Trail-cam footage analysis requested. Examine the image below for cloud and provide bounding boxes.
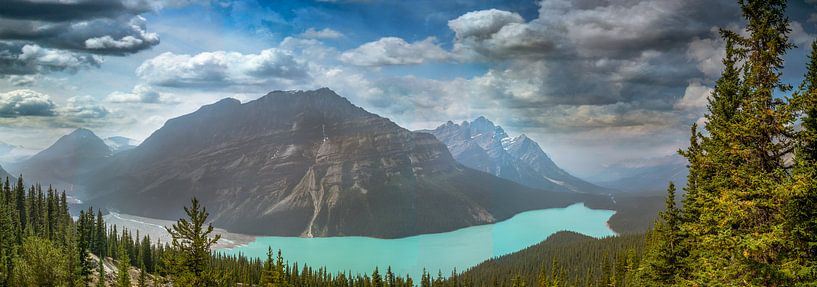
[0,43,103,75]
[687,34,726,79]
[300,28,344,39]
[60,96,110,120]
[0,0,204,76]
[106,85,177,104]
[0,89,56,117]
[340,37,450,66]
[448,9,525,40]
[790,21,816,48]
[675,81,714,110]
[4,75,37,86]
[136,49,310,87]
[0,15,161,55]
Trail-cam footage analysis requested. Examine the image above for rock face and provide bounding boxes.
[84,88,603,238]
[422,118,613,194]
[14,128,111,190]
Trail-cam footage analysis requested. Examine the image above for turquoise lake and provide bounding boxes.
[219,203,616,279]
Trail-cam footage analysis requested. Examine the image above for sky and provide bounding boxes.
[0,0,816,177]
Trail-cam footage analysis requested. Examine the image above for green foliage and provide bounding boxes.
[116,241,131,287]
[11,237,68,286]
[637,183,685,285]
[165,197,222,286]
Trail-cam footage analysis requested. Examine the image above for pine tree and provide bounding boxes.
[97,257,107,287]
[166,197,221,286]
[260,247,274,286]
[138,262,148,287]
[96,210,106,258]
[116,242,131,287]
[785,38,817,282]
[638,182,683,285]
[11,237,68,286]
[372,267,383,287]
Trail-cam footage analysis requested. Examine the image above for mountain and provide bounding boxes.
[421,118,614,194]
[14,128,111,190]
[104,136,139,153]
[0,164,14,182]
[591,154,688,193]
[0,141,38,165]
[84,88,609,238]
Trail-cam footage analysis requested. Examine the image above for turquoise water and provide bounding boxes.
[219,203,616,279]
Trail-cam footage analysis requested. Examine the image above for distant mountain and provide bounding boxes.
[104,136,139,153]
[421,118,614,194]
[590,154,688,193]
[0,141,38,165]
[14,128,111,190]
[0,164,14,182]
[82,88,608,238]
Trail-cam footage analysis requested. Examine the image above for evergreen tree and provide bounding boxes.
[785,38,817,283]
[260,247,274,286]
[165,197,221,286]
[372,267,383,287]
[96,210,106,258]
[96,258,106,287]
[638,182,683,285]
[11,237,68,286]
[116,242,131,287]
[138,262,148,287]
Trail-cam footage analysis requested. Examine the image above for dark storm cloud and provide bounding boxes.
[0,0,150,22]
[433,0,745,121]
[0,0,196,76]
[0,42,103,75]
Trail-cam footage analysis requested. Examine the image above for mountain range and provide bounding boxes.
[589,155,688,193]
[421,118,614,194]
[11,88,611,238]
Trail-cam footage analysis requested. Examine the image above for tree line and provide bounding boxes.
[0,176,435,286]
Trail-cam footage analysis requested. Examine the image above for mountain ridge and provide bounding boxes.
[65,88,612,238]
[420,117,615,194]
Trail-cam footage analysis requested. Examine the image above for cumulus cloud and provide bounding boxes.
[0,0,203,76]
[340,37,450,66]
[61,96,110,120]
[136,49,309,87]
[675,81,714,110]
[300,28,344,39]
[448,9,525,40]
[0,89,56,117]
[791,21,816,48]
[106,84,177,104]
[0,43,103,75]
[687,35,726,79]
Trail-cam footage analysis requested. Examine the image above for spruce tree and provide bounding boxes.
[785,38,817,282]
[116,242,130,287]
[638,182,683,285]
[96,257,106,287]
[166,197,220,286]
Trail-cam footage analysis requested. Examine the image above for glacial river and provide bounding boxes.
[219,203,616,280]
